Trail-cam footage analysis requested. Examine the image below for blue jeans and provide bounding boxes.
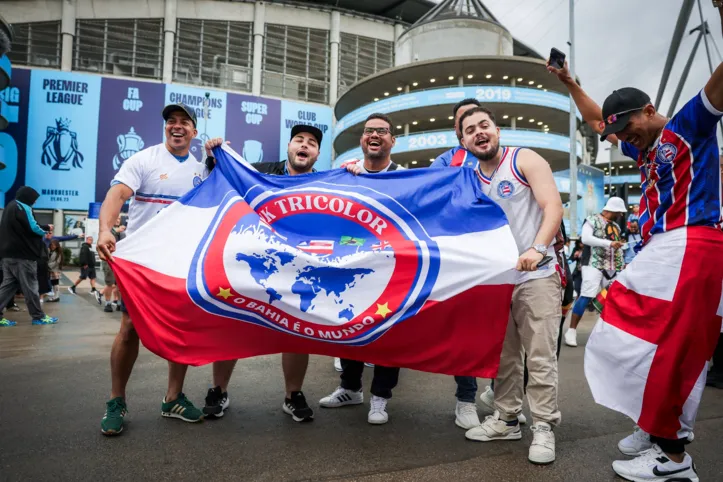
[454,376,477,403]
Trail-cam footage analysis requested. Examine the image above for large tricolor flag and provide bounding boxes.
[111,145,519,377]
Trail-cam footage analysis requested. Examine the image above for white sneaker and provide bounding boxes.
[529,422,555,464]
[612,445,699,482]
[455,401,481,429]
[564,328,578,347]
[478,386,526,424]
[364,362,374,367]
[618,426,652,456]
[368,395,388,424]
[465,411,522,442]
[319,386,363,408]
[333,357,342,372]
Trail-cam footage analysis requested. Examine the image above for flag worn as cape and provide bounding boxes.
[111,145,519,377]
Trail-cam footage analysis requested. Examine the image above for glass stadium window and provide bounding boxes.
[174,19,253,91]
[339,33,393,95]
[74,19,163,80]
[263,24,329,103]
[7,21,62,68]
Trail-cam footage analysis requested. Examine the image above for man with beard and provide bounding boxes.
[202,124,322,422]
[549,39,723,478]
[431,98,480,168]
[459,107,563,466]
[96,103,209,435]
[319,113,402,425]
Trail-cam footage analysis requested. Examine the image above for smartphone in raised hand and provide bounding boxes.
[549,47,566,69]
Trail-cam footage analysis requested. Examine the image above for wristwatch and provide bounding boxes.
[532,244,547,256]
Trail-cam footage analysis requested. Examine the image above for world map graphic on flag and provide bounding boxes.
[226,219,394,323]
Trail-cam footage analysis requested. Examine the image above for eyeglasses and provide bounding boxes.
[363,127,391,136]
[604,107,642,125]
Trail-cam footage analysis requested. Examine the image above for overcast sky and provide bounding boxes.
[478,0,723,163]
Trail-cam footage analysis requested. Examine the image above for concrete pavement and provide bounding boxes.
[1,280,722,482]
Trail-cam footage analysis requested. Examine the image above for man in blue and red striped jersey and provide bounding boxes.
[431,98,479,169]
[550,37,723,480]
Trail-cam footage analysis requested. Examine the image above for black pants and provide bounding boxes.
[340,359,400,399]
[711,333,723,377]
[651,435,687,454]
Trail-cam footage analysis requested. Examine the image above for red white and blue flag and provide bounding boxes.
[111,145,518,377]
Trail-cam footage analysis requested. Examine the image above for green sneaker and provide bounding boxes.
[0,318,17,327]
[101,397,127,435]
[161,393,204,422]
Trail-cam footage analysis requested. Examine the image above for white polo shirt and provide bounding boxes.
[111,143,209,236]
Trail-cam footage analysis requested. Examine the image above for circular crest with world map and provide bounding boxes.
[187,185,439,345]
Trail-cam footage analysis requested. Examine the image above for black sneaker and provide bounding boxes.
[282,391,314,422]
[203,386,229,418]
[104,304,114,313]
[115,303,121,312]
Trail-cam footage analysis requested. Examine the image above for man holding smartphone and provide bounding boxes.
[548,20,723,477]
[458,106,564,466]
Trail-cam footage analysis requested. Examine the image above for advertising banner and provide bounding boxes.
[280,101,333,171]
[165,85,226,162]
[225,93,281,164]
[334,86,579,136]
[556,165,606,235]
[25,70,101,210]
[0,68,30,208]
[95,78,166,202]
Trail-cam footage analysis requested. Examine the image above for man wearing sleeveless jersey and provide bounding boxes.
[319,113,403,425]
[202,124,323,423]
[431,98,480,169]
[96,103,210,435]
[459,107,563,466]
[549,40,723,479]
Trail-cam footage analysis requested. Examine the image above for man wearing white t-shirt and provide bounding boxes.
[96,103,210,435]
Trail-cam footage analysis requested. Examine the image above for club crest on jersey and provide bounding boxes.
[193,175,203,187]
[497,180,515,199]
[656,143,677,164]
[187,186,440,345]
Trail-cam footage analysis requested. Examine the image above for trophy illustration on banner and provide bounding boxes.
[41,118,84,171]
[243,140,264,164]
[113,127,145,170]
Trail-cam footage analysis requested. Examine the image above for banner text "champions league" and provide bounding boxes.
[168,93,223,119]
[43,79,89,105]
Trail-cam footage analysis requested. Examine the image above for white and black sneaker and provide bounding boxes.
[612,445,699,482]
[92,289,102,305]
[282,391,314,422]
[319,386,364,408]
[203,386,229,418]
[67,286,76,295]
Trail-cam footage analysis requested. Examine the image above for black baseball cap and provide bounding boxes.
[290,124,323,146]
[162,103,197,128]
[599,87,651,141]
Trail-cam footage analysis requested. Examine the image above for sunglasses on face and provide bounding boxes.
[363,127,390,136]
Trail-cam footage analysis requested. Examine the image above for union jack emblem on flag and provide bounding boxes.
[372,241,391,251]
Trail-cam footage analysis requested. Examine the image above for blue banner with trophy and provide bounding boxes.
[0,68,30,208]
[165,84,226,162]
[25,70,101,210]
[280,100,333,171]
[225,92,281,165]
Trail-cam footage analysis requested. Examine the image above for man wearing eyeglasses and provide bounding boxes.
[318,113,402,425]
[549,33,723,479]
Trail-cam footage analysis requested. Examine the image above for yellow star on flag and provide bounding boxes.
[217,287,232,299]
[375,302,392,319]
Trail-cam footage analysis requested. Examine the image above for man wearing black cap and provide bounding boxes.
[202,124,322,423]
[549,37,723,480]
[96,102,213,435]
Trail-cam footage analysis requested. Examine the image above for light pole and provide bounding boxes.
[568,0,578,237]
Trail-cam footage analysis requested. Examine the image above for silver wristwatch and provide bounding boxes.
[532,244,547,256]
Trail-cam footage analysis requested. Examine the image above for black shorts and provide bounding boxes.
[119,298,128,313]
[79,266,97,280]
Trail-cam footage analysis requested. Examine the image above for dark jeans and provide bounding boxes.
[0,259,45,320]
[711,333,723,376]
[340,358,399,399]
[651,435,687,454]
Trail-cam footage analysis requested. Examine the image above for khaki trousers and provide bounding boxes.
[494,273,562,426]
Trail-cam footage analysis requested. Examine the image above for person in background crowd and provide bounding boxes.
[47,239,64,302]
[203,123,323,423]
[624,220,642,266]
[101,222,123,313]
[0,186,59,327]
[431,98,480,168]
[550,29,723,475]
[42,228,80,302]
[458,106,563,465]
[627,203,640,229]
[96,103,210,435]
[563,197,626,347]
[568,239,583,297]
[319,113,403,426]
[68,236,101,303]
